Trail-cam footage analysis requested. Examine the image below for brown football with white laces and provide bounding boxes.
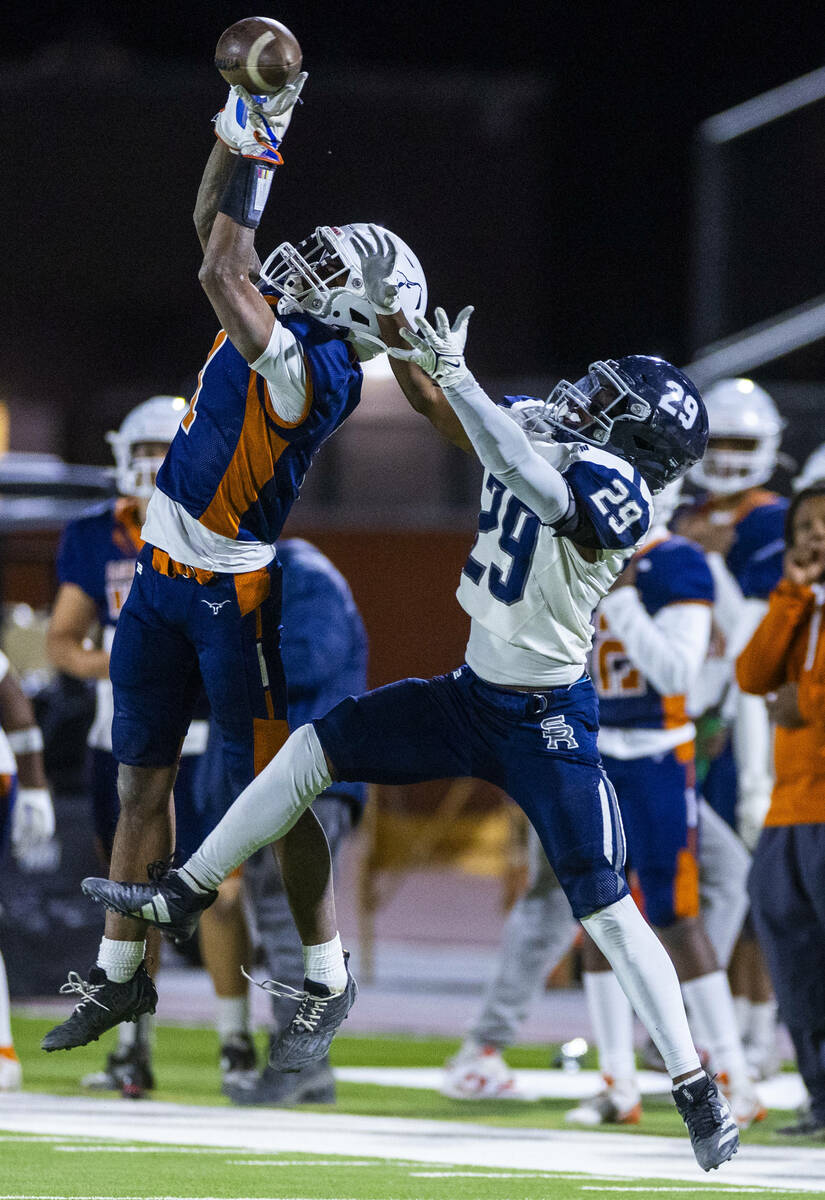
[214,17,302,94]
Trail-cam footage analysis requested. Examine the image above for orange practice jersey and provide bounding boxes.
[736,579,825,825]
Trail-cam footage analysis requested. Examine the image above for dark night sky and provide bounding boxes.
[4,3,825,459]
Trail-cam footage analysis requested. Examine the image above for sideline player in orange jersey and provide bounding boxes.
[737,484,825,1135]
[42,77,432,1056]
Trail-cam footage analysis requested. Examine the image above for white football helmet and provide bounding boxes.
[258,224,427,361]
[689,378,783,495]
[652,479,683,528]
[794,442,825,492]
[106,395,187,497]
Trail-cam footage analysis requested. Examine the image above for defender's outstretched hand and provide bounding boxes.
[387,306,474,388]
[350,225,402,315]
[214,75,308,165]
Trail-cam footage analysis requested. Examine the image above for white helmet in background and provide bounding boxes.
[794,442,825,492]
[689,378,784,495]
[652,479,683,528]
[259,223,428,361]
[106,395,187,497]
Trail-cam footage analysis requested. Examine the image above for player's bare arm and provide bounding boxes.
[199,213,275,363]
[348,226,471,451]
[199,77,308,363]
[0,671,48,792]
[47,583,110,681]
[377,310,472,451]
[194,139,262,277]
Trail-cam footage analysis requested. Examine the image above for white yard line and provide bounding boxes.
[1,1092,823,1193]
[333,1066,807,1109]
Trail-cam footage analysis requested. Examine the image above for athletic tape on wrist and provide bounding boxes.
[218,156,274,229]
[7,725,44,754]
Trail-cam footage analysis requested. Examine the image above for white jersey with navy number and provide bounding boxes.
[458,441,653,687]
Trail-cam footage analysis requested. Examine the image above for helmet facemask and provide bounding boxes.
[692,435,781,495]
[106,396,187,499]
[530,360,651,446]
[261,228,361,313]
[259,224,427,362]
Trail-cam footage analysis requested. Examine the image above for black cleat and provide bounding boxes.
[673,1073,739,1171]
[41,965,157,1053]
[225,1052,336,1107]
[219,1032,258,1092]
[81,1046,156,1093]
[248,953,357,1073]
[81,867,217,941]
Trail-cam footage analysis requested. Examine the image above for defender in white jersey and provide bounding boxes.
[81,236,739,1171]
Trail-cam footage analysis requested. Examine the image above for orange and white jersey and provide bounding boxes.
[143,300,362,574]
[591,531,714,760]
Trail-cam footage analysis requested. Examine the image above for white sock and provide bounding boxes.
[0,949,12,1046]
[303,932,347,993]
[582,895,701,1080]
[215,994,250,1042]
[678,1068,708,1089]
[749,999,778,1054]
[97,937,145,983]
[182,725,332,891]
[117,1012,155,1053]
[682,970,750,1089]
[732,994,752,1042]
[583,970,636,1082]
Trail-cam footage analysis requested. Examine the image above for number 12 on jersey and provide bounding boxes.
[463,476,540,605]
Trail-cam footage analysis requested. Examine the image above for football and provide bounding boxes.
[214,17,302,94]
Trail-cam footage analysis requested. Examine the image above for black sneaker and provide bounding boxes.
[120,1056,155,1100]
[81,1046,156,1093]
[219,1032,258,1091]
[226,1053,336,1107]
[247,953,357,1072]
[41,965,157,1053]
[673,1073,739,1171]
[81,867,217,941]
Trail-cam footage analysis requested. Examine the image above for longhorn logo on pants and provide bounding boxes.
[540,715,578,750]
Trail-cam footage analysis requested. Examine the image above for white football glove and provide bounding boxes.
[11,786,55,858]
[387,306,474,388]
[349,224,402,315]
[214,75,307,166]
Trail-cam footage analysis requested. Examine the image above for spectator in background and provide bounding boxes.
[736,484,825,1135]
[0,653,55,1090]
[203,537,368,1106]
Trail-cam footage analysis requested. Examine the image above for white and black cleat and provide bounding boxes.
[81,867,217,942]
[673,1072,740,1171]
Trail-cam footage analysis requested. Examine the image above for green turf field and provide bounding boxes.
[4,1014,824,1200]
[0,1132,813,1200]
[7,1014,805,1144]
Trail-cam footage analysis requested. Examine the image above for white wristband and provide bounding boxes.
[7,725,44,754]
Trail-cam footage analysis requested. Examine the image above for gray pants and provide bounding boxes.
[469,797,751,1049]
[469,826,577,1048]
[696,797,750,969]
[243,794,354,1034]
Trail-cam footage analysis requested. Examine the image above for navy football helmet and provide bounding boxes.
[525,356,708,493]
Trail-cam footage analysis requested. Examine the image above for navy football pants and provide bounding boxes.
[315,665,628,919]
